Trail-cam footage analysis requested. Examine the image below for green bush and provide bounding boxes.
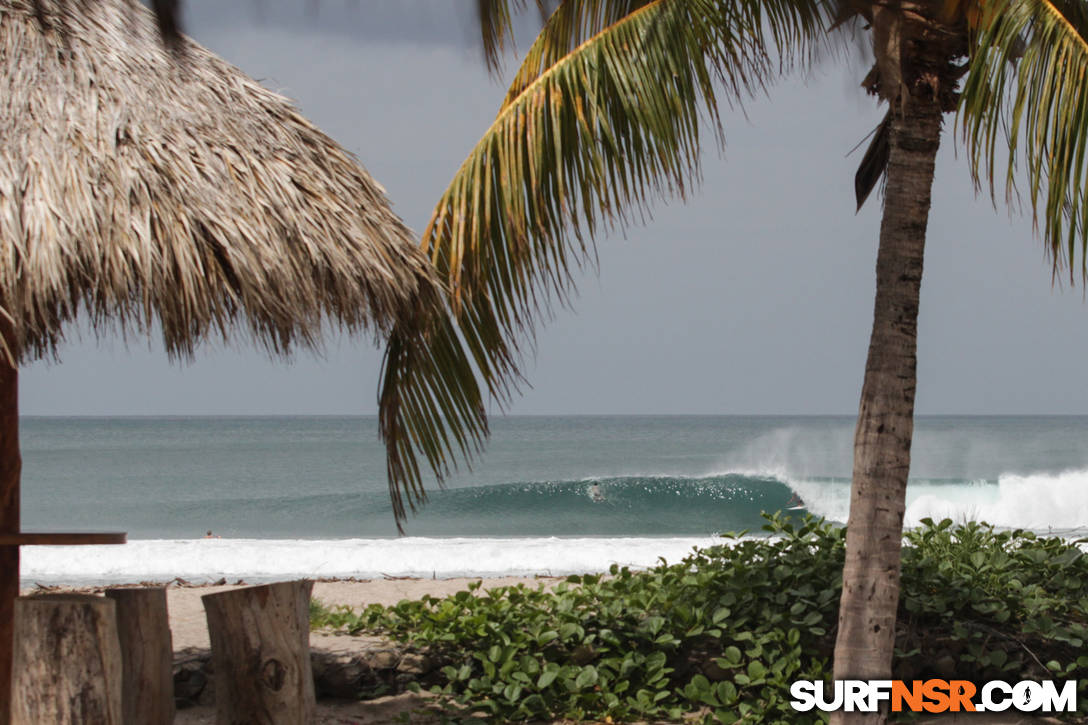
[310,516,1088,723]
[898,519,1088,686]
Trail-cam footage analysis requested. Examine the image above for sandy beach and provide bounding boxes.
[158,576,561,651]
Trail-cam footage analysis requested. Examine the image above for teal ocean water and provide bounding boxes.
[18,416,1088,584]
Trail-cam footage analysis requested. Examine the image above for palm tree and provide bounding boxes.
[373,1,1088,722]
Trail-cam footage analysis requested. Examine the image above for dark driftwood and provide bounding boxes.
[106,587,175,724]
[12,594,123,725]
[202,581,316,724]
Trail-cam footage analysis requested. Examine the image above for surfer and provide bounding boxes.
[786,492,805,509]
[588,483,606,503]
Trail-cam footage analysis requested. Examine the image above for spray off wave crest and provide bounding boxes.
[903,468,1088,531]
[741,465,1088,533]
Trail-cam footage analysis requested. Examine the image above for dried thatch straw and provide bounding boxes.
[0,0,441,363]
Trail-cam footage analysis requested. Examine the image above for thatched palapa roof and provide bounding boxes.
[0,0,440,362]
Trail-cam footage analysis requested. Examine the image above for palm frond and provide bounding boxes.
[476,0,532,74]
[502,0,829,112]
[855,111,890,211]
[379,310,492,533]
[961,0,1088,278]
[499,0,655,110]
[378,0,830,528]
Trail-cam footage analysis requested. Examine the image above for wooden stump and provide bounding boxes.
[202,581,315,725]
[12,594,122,725]
[105,587,175,724]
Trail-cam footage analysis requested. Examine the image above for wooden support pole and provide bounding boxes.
[105,588,175,725]
[11,594,123,725]
[0,533,125,546]
[202,581,315,725]
[0,309,125,725]
[0,319,19,725]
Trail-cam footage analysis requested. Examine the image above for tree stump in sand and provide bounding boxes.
[11,594,123,725]
[202,581,315,725]
[105,587,175,724]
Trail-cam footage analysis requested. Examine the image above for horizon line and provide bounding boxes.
[18,412,1088,419]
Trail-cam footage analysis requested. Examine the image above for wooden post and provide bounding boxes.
[0,318,19,725]
[105,588,175,725]
[0,312,125,725]
[202,581,315,725]
[11,594,123,725]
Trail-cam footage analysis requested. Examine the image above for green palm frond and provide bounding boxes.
[477,0,562,73]
[432,0,743,405]
[477,0,527,73]
[377,0,830,530]
[502,0,829,112]
[435,0,829,318]
[961,0,1088,278]
[380,309,494,532]
[499,0,656,109]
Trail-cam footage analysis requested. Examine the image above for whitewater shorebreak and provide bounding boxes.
[20,535,724,587]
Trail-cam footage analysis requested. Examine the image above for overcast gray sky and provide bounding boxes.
[19,1,1088,416]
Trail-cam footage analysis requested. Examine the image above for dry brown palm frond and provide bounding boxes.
[0,0,443,363]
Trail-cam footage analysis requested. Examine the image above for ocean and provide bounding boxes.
[18,415,1088,586]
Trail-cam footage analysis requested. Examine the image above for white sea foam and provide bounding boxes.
[767,466,1088,532]
[904,468,1088,530]
[20,536,724,587]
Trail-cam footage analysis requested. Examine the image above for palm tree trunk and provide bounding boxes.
[831,95,943,725]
